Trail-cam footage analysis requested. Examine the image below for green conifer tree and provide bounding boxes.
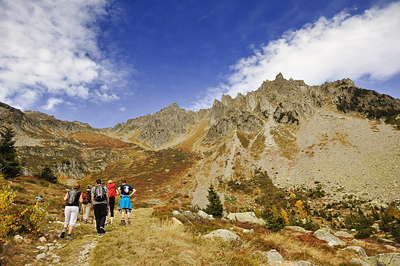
[0,126,22,178]
[204,184,223,218]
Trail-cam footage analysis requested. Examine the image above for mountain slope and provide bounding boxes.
[1,74,399,208]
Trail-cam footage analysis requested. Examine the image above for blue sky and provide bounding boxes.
[1,0,400,128]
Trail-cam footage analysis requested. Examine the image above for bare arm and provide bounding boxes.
[79,192,83,203]
[129,188,136,197]
[64,191,69,201]
[91,191,94,205]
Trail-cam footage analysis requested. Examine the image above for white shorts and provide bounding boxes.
[64,206,79,226]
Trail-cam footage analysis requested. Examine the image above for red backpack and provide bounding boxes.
[107,183,116,198]
[82,191,90,204]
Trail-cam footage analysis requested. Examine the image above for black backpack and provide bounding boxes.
[94,185,106,201]
[67,190,78,204]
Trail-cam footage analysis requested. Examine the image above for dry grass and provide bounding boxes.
[69,132,134,148]
[88,208,268,266]
[270,126,299,160]
[250,131,266,160]
[82,208,377,266]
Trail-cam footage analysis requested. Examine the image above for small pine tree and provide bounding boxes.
[0,126,22,178]
[38,165,57,183]
[204,184,223,218]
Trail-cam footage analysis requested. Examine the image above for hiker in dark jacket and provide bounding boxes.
[61,183,83,241]
[91,179,109,235]
[82,184,92,224]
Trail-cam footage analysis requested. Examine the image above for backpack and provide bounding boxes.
[82,191,90,204]
[94,185,106,201]
[107,183,116,198]
[67,190,78,205]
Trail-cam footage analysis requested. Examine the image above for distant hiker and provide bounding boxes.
[61,183,83,241]
[82,184,92,224]
[106,180,117,225]
[91,179,109,236]
[118,180,136,225]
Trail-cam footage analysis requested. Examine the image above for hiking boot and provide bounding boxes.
[83,220,87,224]
[127,220,131,225]
[120,220,126,226]
[60,228,66,238]
[67,235,72,241]
[99,227,106,234]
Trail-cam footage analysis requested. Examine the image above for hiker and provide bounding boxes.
[118,180,136,225]
[82,184,92,224]
[106,180,117,225]
[61,183,83,241]
[91,179,109,235]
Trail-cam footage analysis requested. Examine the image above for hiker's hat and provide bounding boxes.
[87,184,92,189]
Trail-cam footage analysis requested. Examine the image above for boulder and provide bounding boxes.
[364,253,400,266]
[171,217,183,225]
[313,229,346,246]
[183,211,201,221]
[204,229,242,244]
[36,253,46,260]
[13,235,23,243]
[227,212,266,226]
[349,258,371,266]
[197,210,213,220]
[334,231,354,238]
[172,210,190,223]
[264,249,284,263]
[285,226,312,234]
[343,246,367,257]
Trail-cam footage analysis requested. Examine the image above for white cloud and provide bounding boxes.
[193,2,400,110]
[0,0,128,111]
[119,107,127,112]
[42,98,63,111]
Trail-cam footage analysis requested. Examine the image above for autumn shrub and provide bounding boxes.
[0,174,21,242]
[18,202,48,234]
[261,206,286,232]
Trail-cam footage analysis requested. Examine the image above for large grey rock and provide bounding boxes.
[183,211,201,221]
[172,210,190,223]
[197,210,213,220]
[227,212,266,226]
[36,253,46,260]
[343,246,368,257]
[204,229,242,244]
[334,231,354,238]
[313,229,346,246]
[285,226,311,234]
[264,249,284,263]
[364,253,400,266]
[349,258,371,266]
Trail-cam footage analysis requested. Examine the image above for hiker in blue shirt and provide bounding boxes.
[61,183,83,241]
[118,180,136,225]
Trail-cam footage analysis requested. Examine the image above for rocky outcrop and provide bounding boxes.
[313,228,346,246]
[204,229,242,244]
[226,212,266,226]
[364,253,400,266]
[110,103,207,148]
